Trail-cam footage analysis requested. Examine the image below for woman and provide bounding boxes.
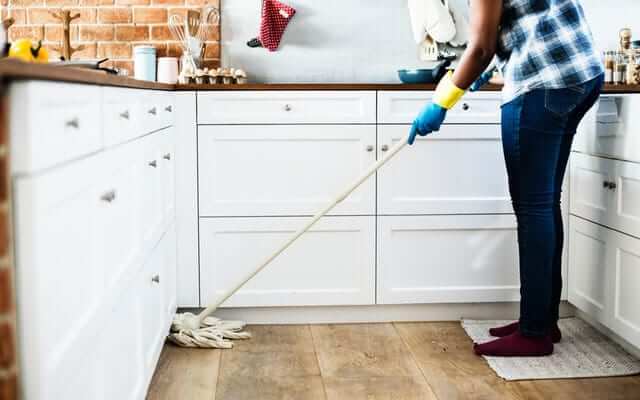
[409,0,604,357]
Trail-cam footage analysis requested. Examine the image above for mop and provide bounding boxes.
[168,138,408,348]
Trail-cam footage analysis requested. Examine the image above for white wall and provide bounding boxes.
[221,0,640,83]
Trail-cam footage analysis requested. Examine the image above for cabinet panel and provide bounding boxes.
[199,216,375,307]
[568,216,610,323]
[614,160,640,239]
[198,125,376,216]
[377,91,501,124]
[610,231,640,349]
[570,153,614,225]
[103,87,142,146]
[574,95,640,163]
[378,125,511,215]
[377,215,520,304]
[197,91,376,124]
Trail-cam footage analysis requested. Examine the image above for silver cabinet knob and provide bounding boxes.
[151,275,160,284]
[65,118,80,129]
[366,145,374,152]
[381,144,389,152]
[148,107,157,115]
[148,160,157,168]
[462,103,470,111]
[119,110,130,120]
[165,105,173,112]
[100,190,116,203]
[609,181,618,190]
[163,153,171,160]
[284,104,292,112]
[603,181,610,188]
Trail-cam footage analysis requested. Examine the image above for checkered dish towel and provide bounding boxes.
[259,0,297,51]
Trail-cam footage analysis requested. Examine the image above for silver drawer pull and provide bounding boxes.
[65,118,80,129]
[165,105,173,112]
[163,153,171,160]
[366,145,374,152]
[148,107,157,115]
[100,190,116,203]
[609,181,618,190]
[151,275,160,284]
[381,144,389,152]
[119,110,130,120]
[284,104,292,112]
[462,103,470,111]
[148,160,157,168]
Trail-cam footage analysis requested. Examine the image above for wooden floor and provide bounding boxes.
[147,322,640,400]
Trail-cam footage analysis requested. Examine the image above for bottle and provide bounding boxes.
[604,51,614,84]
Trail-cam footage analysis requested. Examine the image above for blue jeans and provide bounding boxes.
[501,75,604,337]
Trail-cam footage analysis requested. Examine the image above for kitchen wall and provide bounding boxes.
[221,0,640,83]
[0,0,220,72]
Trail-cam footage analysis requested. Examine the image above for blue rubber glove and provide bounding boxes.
[469,68,496,92]
[407,102,448,145]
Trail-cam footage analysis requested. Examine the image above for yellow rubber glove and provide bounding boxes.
[432,70,466,110]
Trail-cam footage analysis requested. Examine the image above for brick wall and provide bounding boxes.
[1,0,221,74]
[0,92,17,400]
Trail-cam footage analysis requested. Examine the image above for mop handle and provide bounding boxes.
[197,138,409,323]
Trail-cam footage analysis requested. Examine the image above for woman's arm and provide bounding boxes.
[451,0,503,89]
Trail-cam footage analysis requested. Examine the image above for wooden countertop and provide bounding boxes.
[1,59,640,93]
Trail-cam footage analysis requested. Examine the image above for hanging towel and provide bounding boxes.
[259,0,297,52]
[448,0,470,47]
[408,0,456,44]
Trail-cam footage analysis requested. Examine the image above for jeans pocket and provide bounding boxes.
[544,86,585,118]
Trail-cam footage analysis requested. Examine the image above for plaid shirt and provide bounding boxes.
[496,0,604,103]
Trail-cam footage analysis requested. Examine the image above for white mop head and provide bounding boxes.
[167,312,251,348]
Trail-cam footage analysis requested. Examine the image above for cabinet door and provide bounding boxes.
[608,228,640,349]
[377,215,520,304]
[611,159,640,239]
[140,131,166,245]
[97,143,143,290]
[199,216,375,307]
[14,155,105,400]
[570,153,615,226]
[198,125,376,216]
[568,216,611,324]
[378,125,511,215]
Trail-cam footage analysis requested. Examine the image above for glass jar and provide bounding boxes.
[604,51,614,84]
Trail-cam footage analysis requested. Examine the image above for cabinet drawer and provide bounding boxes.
[141,91,173,134]
[10,81,103,174]
[377,91,501,124]
[199,216,375,307]
[198,125,376,216]
[197,91,376,124]
[571,153,640,238]
[378,125,511,214]
[103,87,142,146]
[377,215,520,304]
[574,94,640,163]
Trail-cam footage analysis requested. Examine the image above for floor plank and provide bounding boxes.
[312,323,438,399]
[511,376,640,400]
[215,325,326,400]
[395,322,524,400]
[146,344,221,400]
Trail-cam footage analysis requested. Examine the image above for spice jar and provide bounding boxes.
[614,52,627,84]
[604,51,614,84]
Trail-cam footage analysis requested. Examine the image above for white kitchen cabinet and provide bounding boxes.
[377,215,520,304]
[377,91,501,124]
[103,87,142,146]
[199,216,375,307]
[568,216,610,324]
[198,125,376,217]
[568,216,640,349]
[377,124,511,215]
[197,91,376,124]
[574,94,640,163]
[571,152,640,238]
[608,226,640,348]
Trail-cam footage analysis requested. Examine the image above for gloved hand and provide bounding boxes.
[407,71,465,145]
[469,68,496,92]
[408,102,447,145]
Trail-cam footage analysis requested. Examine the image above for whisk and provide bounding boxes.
[195,7,220,60]
[168,14,198,72]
